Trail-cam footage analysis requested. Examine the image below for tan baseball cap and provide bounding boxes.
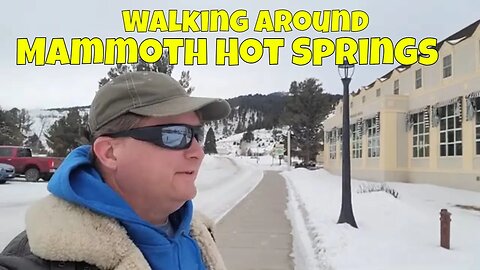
[88,71,231,132]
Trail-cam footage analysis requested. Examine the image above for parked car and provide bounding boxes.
[294,161,319,170]
[0,146,63,182]
[0,163,15,184]
[0,169,5,184]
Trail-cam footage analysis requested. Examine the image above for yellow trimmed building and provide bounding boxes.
[323,19,480,192]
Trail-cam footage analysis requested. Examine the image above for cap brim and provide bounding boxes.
[129,96,231,121]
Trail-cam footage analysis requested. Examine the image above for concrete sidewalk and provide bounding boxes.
[216,171,293,270]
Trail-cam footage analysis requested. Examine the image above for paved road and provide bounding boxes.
[216,171,293,270]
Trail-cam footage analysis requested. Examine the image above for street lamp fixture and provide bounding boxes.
[337,57,358,228]
[338,58,355,80]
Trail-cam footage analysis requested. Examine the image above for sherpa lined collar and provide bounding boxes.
[25,195,226,270]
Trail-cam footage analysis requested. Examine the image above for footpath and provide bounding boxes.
[216,170,294,270]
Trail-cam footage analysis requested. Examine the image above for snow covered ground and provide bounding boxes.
[0,182,50,248]
[193,155,263,222]
[283,169,480,270]
[1,154,479,270]
[0,155,263,248]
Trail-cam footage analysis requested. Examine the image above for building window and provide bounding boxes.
[352,123,362,158]
[366,118,380,157]
[475,98,480,155]
[394,79,399,95]
[338,128,343,156]
[412,112,430,158]
[415,69,422,89]
[439,103,462,156]
[443,54,452,78]
[329,143,336,159]
[376,88,381,97]
[362,96,366,103]
[329,131,336,159]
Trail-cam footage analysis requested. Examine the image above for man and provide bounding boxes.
[0,71,231,270]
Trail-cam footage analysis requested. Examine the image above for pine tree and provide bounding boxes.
[178,71,195,95]
[150,50,174,75]
[98,50,192,94]
[272,129,283,143]
[284,78,331,162]
[45,109,87,157]
[0,108,25,145]
[234,121,245,134]
[222,124,231,137]
[25,133,46,154]
[17,109,33,141]
[203,127,218,154]
[241,128,254,143]
[98,64,131,88]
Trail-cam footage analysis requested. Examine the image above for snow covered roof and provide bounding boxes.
[446,36,467,45]
[355,19,480,99]
[435,19,479,50]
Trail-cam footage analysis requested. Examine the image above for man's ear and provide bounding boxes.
[93,137,118,170]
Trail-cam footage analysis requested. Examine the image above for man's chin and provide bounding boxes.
[185,188,198,201]
[175,187,197,203]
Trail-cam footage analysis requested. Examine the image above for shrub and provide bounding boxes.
[357,183,399,198]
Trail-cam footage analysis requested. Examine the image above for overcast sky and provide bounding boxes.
[1,0,479,110]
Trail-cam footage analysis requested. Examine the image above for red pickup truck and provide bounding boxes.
[0,146,63,182]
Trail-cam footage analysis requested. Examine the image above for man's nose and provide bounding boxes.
[185,138,204,159]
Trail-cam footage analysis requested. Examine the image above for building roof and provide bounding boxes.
[354,18,480,95]
[435,19,480,50]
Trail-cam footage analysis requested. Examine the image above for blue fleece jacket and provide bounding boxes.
[47,145,206,270]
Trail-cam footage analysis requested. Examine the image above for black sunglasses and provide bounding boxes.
[106,124,204,150]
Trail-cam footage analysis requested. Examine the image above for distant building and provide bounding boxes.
[323,19,480,192]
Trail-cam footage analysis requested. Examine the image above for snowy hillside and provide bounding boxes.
[215,128,288,156]
[27,107,288,157]
[28,107,89,148]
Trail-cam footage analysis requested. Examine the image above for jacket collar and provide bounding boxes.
[25,195,226,270]
[26,195,150,269]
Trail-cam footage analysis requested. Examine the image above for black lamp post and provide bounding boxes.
[337,57,358,228]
